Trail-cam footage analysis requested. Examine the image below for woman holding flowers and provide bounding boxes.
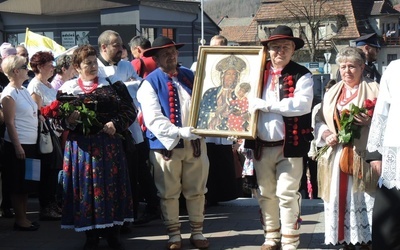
[315,47,379,249]
[58,45,136,250]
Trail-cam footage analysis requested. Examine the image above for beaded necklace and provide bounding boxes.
[78,77,99,94]
[337,84,359,110]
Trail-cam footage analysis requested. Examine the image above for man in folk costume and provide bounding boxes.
[137,36,210,250]
[246,25,314,250]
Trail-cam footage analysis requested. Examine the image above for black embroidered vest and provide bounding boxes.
[245,60,314,158]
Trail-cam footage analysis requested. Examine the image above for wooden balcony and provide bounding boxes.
[383,36,400,46]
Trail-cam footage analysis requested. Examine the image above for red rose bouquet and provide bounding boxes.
[315,98,377,160]
[41,100,102,136]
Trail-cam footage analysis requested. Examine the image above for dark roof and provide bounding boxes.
[370,0,398,15]
[141,0,200,14]
[0,0,129,15]
[0,0,203,16]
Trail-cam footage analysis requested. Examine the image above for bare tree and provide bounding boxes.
[282,0,343,61]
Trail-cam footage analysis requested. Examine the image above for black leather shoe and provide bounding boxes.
[1,208,15,218]
[132,211,160,225]
[13,223,39,231]
[120,222,132,234]
[83,231,99,250]
[107,237,125,250]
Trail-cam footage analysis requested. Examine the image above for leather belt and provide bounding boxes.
[259,140,284,147]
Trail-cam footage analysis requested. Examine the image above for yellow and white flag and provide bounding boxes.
[25,28,66,58]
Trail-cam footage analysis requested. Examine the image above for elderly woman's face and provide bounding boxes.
[339,60,364,85]
[78,55,98,81]
[38,61,55,81]
[222,69,238,88]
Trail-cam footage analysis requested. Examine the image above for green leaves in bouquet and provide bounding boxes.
[338,103,365,144]
[61,102,102,136]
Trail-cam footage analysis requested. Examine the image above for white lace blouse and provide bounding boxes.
[367,59,400,189]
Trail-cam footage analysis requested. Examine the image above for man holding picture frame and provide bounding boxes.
[246,25,314,250]
[137,36,209,250]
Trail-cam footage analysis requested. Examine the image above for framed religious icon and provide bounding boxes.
[189,46,267,139]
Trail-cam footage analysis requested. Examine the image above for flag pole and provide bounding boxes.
[25,27,29,45]
[201,0,204,45]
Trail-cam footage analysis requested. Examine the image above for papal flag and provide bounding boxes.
[25,27,66,58]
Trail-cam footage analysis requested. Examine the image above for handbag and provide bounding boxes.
[49,126,64,169]
[39,120,53,154]
[334,109,353,175]
[339,143,354,175]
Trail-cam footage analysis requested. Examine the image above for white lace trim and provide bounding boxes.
[367,113,400,189]
[61,218,134,232]
[324,153,374,245]
[378,146,400,190]
[366,113,387,153]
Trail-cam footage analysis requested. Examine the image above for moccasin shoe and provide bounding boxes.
[166,235,182,250]
[189,235,209,249]
[281,243,297,250]
[261,241,281,250]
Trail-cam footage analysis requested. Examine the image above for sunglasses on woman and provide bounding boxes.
[18,64,28,70]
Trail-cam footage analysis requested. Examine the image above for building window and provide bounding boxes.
[142,28,156,43]
[387,54,397,64]
[162,28,175,40]
[318,25,327,40]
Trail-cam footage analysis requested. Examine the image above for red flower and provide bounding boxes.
[52,110,59,117]
[363,98,377,117]
[41,106,51,117]
[50,100,61,110]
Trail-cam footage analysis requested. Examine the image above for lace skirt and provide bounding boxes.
[324,147,374,245]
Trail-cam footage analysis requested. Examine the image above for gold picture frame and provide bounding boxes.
[189,46,267,139]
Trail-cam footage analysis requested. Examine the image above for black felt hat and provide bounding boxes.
[354,33,380,48]
[260,25,305,50]
[143,36,184,57]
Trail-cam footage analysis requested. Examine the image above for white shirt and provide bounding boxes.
[137,76,191,150]
[257,72,314,141]
[367,59,400,189]
[27,77,57,106]
[125,80,144,144]
[1,86,38,144]
[97,59,141,83]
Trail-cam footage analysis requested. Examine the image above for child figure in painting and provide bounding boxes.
[228,82,251,131]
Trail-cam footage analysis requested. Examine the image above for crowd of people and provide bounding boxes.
[0,25,396,250]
